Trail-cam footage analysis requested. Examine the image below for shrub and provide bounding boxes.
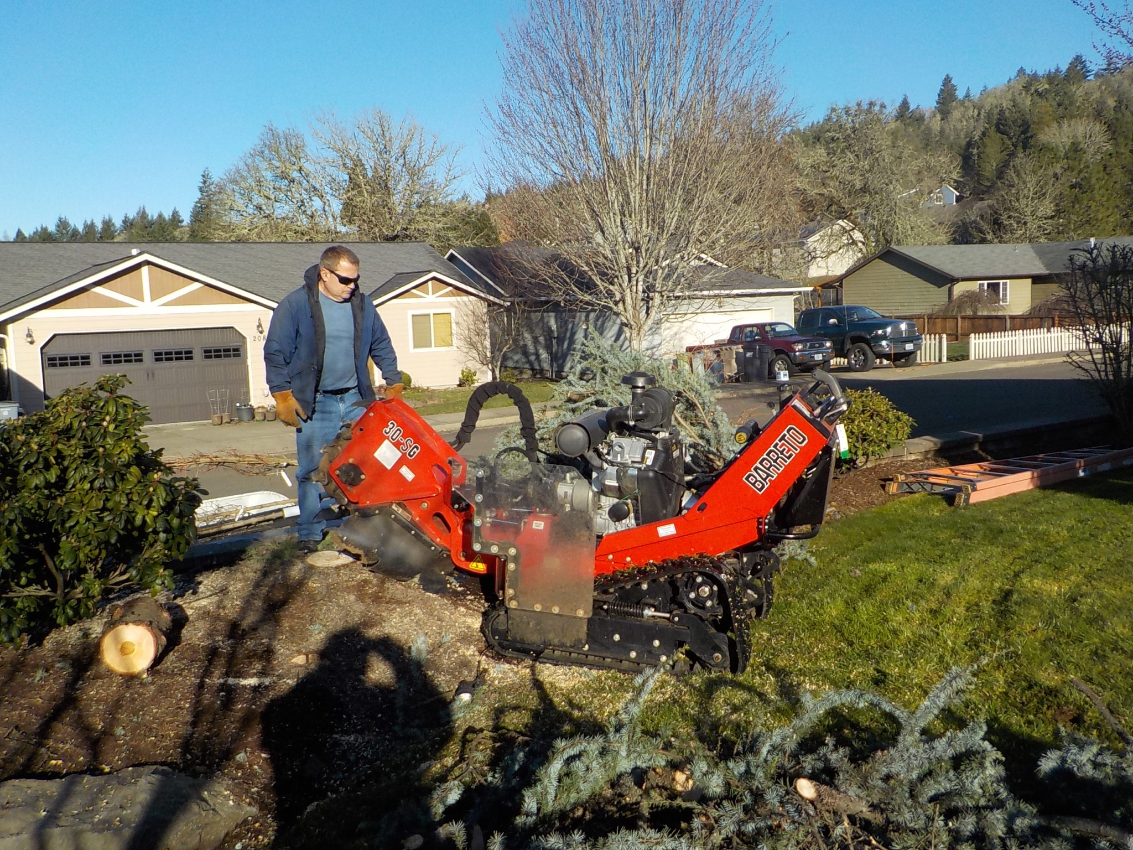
[0,375,201,644]
[400,371,413,389]
[458,367,478,387]
[494,336,735,470]
[840,388,915,466]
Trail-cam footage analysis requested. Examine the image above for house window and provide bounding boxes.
[411,312,454,350]
[202,345,242,360]
[45,354,92,368]
[979,280,1010,305]
[154,349,194,362]
[100,351,144,366]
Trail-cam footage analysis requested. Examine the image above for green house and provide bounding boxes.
[826,238,1133,315]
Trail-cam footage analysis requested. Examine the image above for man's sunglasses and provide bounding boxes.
[326,269,361,286]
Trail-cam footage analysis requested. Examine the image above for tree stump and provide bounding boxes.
[99,595,173,676]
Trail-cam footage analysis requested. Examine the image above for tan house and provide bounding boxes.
[827,238,1133,315]
[0,242,490,424]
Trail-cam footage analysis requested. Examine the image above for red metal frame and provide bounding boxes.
[328,391,835,579]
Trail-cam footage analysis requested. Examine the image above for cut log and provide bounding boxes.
[100,595,173,676]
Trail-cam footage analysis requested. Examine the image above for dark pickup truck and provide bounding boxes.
[687,321,833,377]
[796,306,923,372]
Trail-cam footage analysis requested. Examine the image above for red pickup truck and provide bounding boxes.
[686,322,834,377]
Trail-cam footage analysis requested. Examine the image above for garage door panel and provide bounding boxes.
[42,328,249,424]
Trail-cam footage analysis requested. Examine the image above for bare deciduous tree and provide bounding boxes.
[1063,242,1133,435]
[486,0,799,351]
[1073,0,1133,71]
[214,110,494,251]
[794,102,956,256]
[989,154,1059,242]
[218,124,341,241]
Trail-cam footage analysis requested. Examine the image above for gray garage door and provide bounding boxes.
[42,328,250,425]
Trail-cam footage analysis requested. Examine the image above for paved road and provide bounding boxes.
[715,356,1107,440]
[833,357,1105,439]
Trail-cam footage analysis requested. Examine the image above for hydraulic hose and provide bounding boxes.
[450,381,540,462]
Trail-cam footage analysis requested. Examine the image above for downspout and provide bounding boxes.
[0,333,11,401]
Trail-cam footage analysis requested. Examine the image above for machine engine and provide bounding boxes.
[553,372,686,535]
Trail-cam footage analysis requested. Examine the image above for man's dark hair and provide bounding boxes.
[320,245,360,270]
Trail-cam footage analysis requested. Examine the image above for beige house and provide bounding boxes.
[827,238,1133,315]
[0,242,491,424]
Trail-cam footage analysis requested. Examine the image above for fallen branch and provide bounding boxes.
[1071,677,1133,747]
[165,449,295,474]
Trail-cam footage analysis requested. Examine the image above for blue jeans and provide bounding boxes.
[295,389,365,542]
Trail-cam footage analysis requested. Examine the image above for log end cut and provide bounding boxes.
[99,595,173,676]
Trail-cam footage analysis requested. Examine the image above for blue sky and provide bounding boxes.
[0,0,1105,238]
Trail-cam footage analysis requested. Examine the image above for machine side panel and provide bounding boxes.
[594,402,830,572]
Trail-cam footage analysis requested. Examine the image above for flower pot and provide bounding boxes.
[210,414,223,426]
[235,404,255,422]
[221,412,232,424]
[265,408,277,421]
[254,407,267,421]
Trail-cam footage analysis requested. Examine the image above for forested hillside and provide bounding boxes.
[795,59,1133,252]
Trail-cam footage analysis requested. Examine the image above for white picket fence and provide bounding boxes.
[921,333,948,364]
[968,326,1090,360]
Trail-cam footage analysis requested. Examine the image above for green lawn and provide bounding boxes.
[403,379,556,416]
[665,469,1133,760]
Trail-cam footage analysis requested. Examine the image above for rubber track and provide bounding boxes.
[485,554,761,674]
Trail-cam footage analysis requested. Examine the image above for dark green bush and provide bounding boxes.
[840,388,915,465]
[458,367,478,387]
[0,375,201,644]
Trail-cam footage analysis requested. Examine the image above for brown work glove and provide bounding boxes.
[272,390,307,428]
[384,382,405,400]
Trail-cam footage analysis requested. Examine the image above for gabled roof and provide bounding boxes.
[0,241,476,318]
[832,237,1133,285]
[367,269,506,306]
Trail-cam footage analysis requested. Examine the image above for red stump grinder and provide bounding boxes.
[319,370,849,674]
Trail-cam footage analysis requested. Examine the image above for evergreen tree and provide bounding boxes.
[52,216,79,242]
[14,229,27,242]
[936,73,959,118]
[188,168,222,241]
[98,216,118,241]
[80,219,98,242]
[28,226,53,242]
[895,94,912,119]
[1067,53,1092,83]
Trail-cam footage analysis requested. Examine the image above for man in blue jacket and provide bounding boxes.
[265,245,403,553]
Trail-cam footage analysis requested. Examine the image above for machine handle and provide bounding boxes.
[803,369,849,427]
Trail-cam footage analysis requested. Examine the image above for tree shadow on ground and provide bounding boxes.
[262,628,453,849]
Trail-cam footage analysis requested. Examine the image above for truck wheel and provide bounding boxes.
[895,351,919,367]
[768,354,796,379]
[847,343,875,372]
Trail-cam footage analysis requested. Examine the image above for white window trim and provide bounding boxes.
[978,280,1010,305]
[408,309,457,352]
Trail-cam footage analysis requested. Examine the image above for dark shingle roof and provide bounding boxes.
[0,241,476,317]
[449,243,806,298]
[879,237,1133,281]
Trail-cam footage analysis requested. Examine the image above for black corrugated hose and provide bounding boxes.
[449,381,540,462]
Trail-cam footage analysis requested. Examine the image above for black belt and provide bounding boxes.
[319,386,356,396]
